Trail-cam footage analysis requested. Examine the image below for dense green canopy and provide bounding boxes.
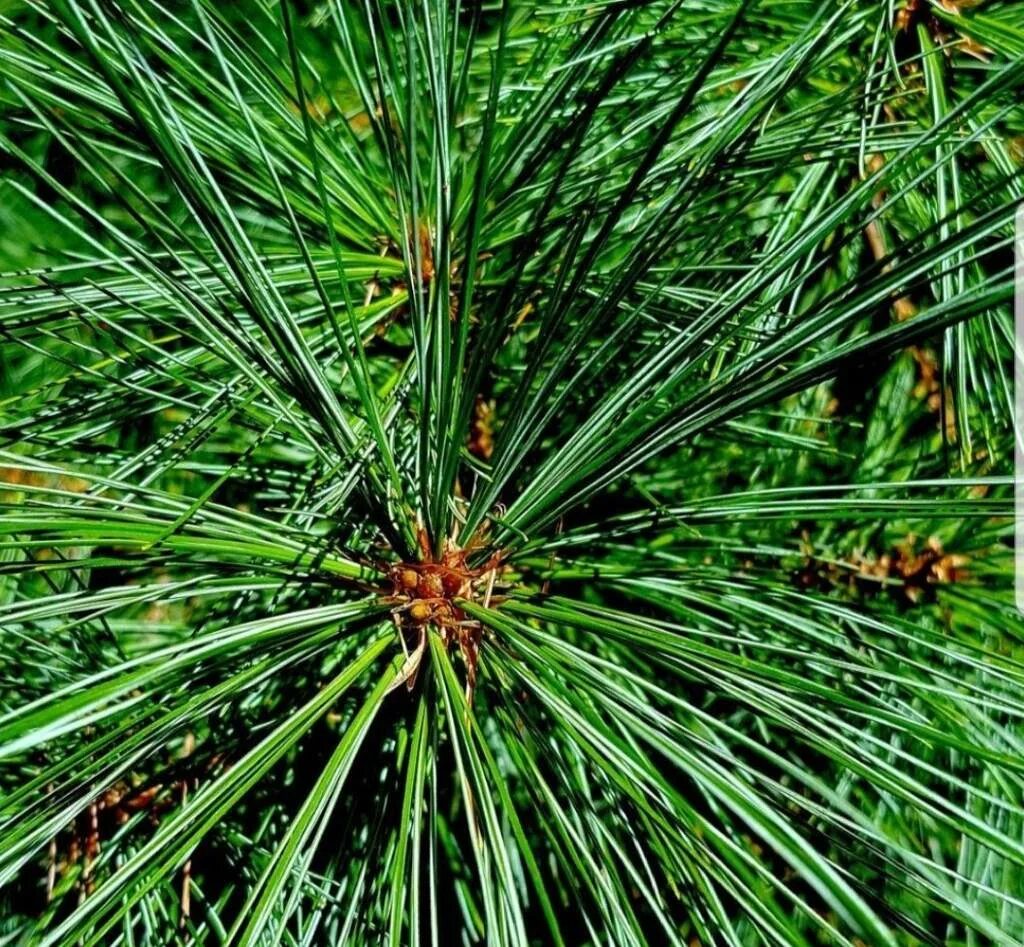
[1,0,1022,943]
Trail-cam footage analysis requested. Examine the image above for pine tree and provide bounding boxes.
[1,1,1023,943]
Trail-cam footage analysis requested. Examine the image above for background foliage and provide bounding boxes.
[1,0,1023,943]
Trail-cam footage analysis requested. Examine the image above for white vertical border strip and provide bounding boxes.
[1016,205,1024,614]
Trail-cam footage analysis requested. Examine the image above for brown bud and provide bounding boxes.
[409,601,432,623]
[418,573,444,598]
[441,571,463,596]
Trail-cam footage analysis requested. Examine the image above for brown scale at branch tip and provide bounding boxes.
[468,395,495,461]
[383,525,503,702]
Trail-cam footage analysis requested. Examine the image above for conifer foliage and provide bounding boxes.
[1,0,1023,943]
